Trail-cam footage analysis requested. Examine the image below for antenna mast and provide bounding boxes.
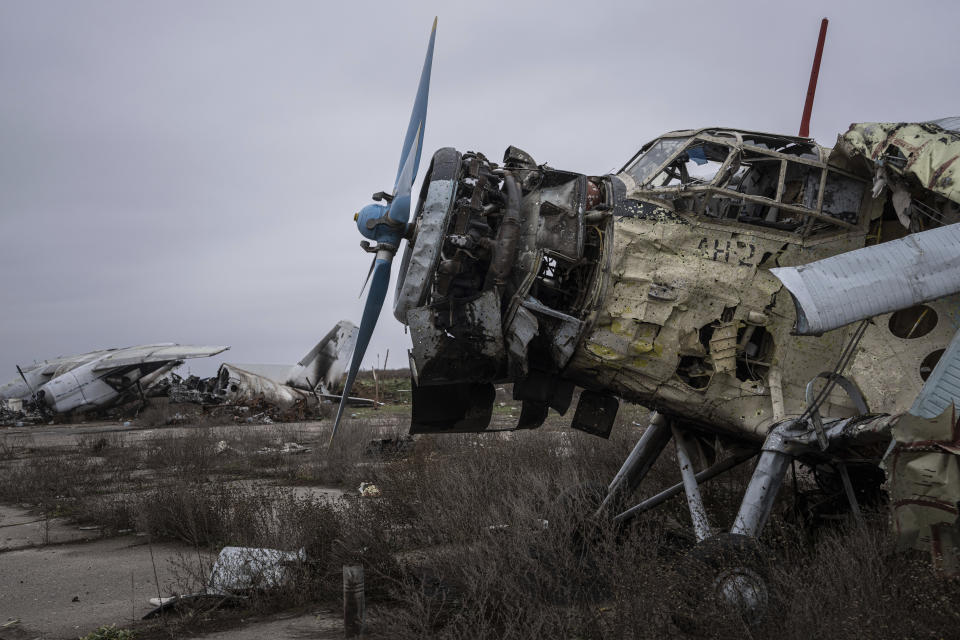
[799,18,829,138]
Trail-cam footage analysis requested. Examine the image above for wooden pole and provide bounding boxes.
[343,565,365,637]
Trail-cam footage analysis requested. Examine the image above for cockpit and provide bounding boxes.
[618,129,867,236]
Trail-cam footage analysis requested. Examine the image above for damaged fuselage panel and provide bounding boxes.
[396,125,960,442]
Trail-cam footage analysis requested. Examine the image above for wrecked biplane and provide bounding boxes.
[329,19,960,611]
[0,344,229,416]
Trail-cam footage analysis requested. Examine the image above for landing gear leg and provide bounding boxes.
[731,426,793,537]
[674,426,712,542]
[595,412,672,516]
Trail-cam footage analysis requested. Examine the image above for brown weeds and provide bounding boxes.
[2,408,958,639]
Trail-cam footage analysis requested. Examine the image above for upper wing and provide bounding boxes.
[32,349,117,376]
[92,344,229,371]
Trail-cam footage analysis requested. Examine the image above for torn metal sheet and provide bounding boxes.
[208,546,306,594]
[407,288,504,385]
[215,364,313,409]
[884,327,960,572]
[770,223,960,335]
[834,120,960,208]
[886,406,960,574]
[144,546,306,618]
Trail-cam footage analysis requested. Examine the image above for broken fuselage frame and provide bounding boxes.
[395,127,959,444]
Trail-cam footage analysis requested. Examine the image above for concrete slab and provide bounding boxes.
[0,420,336,450]
[0,536,196,640]
[0,505,97,552]
[181,611,344,640]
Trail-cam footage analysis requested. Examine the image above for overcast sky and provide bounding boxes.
[1,0,958,379]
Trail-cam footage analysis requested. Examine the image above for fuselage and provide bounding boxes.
[395,128,959,442]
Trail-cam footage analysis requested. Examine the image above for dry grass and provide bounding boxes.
[2,401,958,639]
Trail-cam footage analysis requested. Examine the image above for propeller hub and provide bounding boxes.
[356,203,387,240]
[356,202,407,247]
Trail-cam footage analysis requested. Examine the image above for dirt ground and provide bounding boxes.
[0,418,367,639]
[0,522,185,638]
[3,399,958,640]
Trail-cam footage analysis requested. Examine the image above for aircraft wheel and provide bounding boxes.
[678,533,770,625]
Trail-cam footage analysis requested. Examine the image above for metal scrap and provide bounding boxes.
[886,405,960,575]
[834,120,960,228]
[884,327,960,573]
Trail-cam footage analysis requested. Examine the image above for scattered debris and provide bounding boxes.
[364,435,415,457]
[208,546,306,593]
[257,442,310,455]
[359,482,381,498]
[1,398,38,426]
[144,546,305,618]
[213,440,234,456]
[170,321,375,417]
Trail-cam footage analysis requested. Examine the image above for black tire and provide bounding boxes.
[677,533,770,625]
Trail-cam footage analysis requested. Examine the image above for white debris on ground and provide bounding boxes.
[359,482,381,498]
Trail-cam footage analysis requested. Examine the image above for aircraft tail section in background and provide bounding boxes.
[286,321,358,393]
[210,320,368,409]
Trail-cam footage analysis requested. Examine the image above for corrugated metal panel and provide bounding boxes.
[770,223,960,335]
[911,329,960,419]
[929,117,960,133]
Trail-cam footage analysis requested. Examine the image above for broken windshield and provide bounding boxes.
[624,137,688,186]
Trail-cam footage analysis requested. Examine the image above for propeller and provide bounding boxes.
[329,18,437,445]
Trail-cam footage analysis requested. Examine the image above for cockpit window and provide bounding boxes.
[620,131,866,238]
[624,137,687,185]
[646,142,732,188]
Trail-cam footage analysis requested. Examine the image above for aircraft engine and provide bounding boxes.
[39,358,166,414]
[39,358,121,414]
[392,146,612,434]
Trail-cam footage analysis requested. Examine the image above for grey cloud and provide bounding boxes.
[2,0,958,378]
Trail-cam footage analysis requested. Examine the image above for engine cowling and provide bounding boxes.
[39,358,120,414]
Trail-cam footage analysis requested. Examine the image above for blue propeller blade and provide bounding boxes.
[329,257,392,445]
[330,18,437,446]
[388,17,436,225]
